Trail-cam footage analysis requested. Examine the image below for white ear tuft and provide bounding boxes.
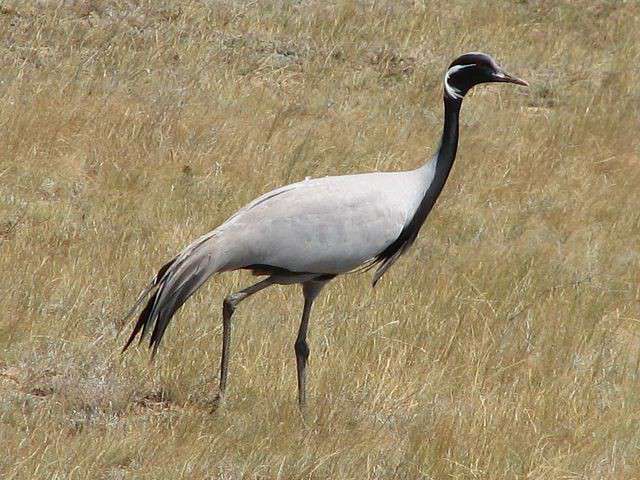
[444,64,475,100]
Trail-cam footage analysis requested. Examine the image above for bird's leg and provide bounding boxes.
[295,280,328,409]
[217,277,275,404]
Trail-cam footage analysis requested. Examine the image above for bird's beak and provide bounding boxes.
[492,70,529,87]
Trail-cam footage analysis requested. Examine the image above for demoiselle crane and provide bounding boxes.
[123,52,528,407]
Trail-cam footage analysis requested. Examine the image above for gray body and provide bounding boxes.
[123,52,528,409]
[205,163,432,275]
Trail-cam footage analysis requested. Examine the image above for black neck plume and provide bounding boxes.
[371,94,462,286]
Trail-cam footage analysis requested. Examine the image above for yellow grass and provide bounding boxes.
[1,0,639,478]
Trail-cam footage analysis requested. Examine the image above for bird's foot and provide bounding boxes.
[209,392,225,414]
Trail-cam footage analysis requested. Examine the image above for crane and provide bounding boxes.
[122,52,528,408]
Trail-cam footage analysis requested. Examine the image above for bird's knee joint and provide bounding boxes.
[294,340,309,359]
[223,297,236,320]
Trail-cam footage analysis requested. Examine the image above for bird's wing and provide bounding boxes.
[216,170,426,275]
[224,182,301,224]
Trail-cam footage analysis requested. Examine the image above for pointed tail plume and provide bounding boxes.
[122,232,223,357]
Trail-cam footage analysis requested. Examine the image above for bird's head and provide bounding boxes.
[444,52,528,101]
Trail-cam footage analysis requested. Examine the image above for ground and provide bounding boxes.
[1,0,639,478]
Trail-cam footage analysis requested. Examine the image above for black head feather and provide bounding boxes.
[444,52,527,100]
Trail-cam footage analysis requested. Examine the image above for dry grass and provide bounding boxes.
[1,0,639,478]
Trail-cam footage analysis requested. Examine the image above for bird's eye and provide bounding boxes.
[481,65,495,75]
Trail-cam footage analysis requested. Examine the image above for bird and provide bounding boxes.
[122,52,528,408]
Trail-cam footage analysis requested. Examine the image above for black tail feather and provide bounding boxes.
[121,232,221,357]
[148,272,201,357]
[121,291,157,353]
[121,258,176,353]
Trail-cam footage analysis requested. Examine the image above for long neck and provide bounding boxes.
[394,96,463,241]
[411,94,462,224]
[415,96,464,219]
[429,95,461,194]
[370,93,464,283]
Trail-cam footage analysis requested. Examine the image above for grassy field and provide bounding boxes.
[1,0,639,478]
